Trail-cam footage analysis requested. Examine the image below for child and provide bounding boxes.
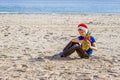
[53,23,97,58]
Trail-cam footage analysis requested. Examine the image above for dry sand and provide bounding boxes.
[0,14,120,80]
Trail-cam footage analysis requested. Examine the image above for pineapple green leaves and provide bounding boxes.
[86,31,91,36]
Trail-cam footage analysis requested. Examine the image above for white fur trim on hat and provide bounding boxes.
[78,26,88,33]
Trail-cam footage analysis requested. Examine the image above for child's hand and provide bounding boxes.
[71,38,79,43]
[87,40,91,48]
[72,38,78,42]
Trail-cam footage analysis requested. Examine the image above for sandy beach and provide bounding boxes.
[0,14,120,80]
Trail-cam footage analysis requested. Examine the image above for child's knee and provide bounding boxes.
[73,44,80,49]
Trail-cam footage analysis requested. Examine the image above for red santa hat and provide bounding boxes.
[78,23,88,33]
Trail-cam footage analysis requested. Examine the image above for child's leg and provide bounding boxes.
[63,41,78,51]
[53,41,79,57]
[76,48,89,58]
[61,44,80,57]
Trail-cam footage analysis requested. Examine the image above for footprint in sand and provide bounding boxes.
[93,75,104,80]
[29,56,45,62]
[0,54,8,58]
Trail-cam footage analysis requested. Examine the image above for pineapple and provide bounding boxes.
[82,31,91,51]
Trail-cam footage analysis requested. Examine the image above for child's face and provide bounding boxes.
[78,29,86,36]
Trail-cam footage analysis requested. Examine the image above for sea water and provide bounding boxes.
[0,0,120,14]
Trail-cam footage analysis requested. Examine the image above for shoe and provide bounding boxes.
[52,52,63,58]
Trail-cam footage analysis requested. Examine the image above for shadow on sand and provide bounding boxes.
[29,56,83,62]
[44,56,81,61]
[28,55,105,62]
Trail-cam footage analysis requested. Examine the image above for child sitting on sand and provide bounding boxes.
[53,23,97,58]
